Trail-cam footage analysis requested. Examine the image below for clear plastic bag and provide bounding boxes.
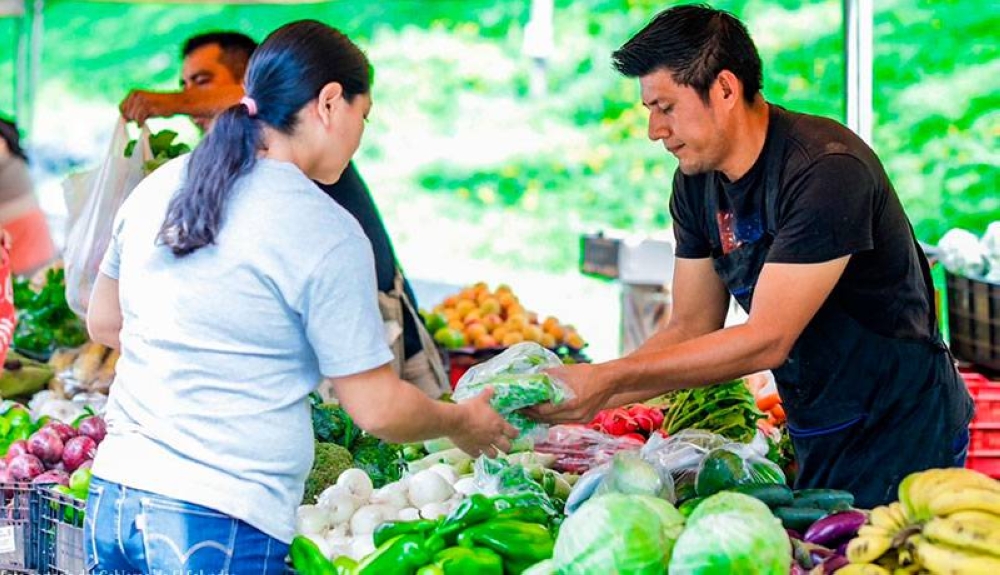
[533,424,644,473]
[981,222,1000,282]
[693,442,786,498]
[63,119,152,317]
[565,439,679,514]
[938,228,988,278]
[452,342,573,443]
[472,455,559,515]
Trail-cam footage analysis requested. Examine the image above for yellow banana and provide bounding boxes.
[887,502,911,530]
[927,487,1000,517]
[899,471,923,519]
[848,534,895,564]
[871,505,902,531]
[946,509,1000,528]
[837,564,892,575]
[914,535,1000,574]
[921,469,1000,513]
[859,523,896,539]
[923,516,1000,558]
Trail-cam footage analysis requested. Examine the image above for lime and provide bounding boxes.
[69,467,93,494]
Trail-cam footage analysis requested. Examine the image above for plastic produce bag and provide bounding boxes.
[452,342,572,443]
[640,430,730,502]
[981,222,1000,282]
[694,442,786,498]
[938,228,988,279]
[533,424,644,473]
[472,455,559,516]
[565,440,681,514]
[63,118,152,317]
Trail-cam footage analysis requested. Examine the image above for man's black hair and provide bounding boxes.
[182,32,259,81]
[0,116,27,162]
[612,3,763,104]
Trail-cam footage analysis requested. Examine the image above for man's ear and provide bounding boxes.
[316,81,345,126]
[715,70,742,109]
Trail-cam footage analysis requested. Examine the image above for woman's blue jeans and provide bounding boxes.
[84,476,290,575]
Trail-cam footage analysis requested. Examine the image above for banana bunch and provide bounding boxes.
[844,468,1000,574]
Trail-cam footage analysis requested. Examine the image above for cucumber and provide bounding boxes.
[792,489,855,512]
[729,483,794,508]
[772,506,828,533]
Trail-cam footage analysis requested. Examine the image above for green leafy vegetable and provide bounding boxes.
[661,380,763,443]
[12,268,88,359]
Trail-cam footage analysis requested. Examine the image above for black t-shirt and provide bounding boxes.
[670,106,935,341]
[316,162,423,359]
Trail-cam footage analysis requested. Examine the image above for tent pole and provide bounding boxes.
[844,0,873,145]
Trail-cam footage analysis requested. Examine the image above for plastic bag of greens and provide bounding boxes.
[639,430,730,503]
[473,455,560,516]
[453,342,572,443]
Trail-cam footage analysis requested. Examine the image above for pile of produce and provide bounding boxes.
[423,282,585,351]
[12,268,87,361]
[533,424,645,473]
[588,403,665,441]
[306,400,407,500]
[655,379,765,444]
[293,489,557,575]
[1,351,54,400]
[844,467,1000,573]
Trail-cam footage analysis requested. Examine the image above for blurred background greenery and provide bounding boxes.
[0,0,996,358]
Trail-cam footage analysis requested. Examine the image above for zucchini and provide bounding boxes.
[729,483,794,508]
[792,489,855,512]
[772,506,827,533]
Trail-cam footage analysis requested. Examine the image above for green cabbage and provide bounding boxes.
[554,494,685,575]
[669,492,791,575]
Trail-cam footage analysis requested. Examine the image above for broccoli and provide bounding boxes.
[310,402,359,449]
[302,443,354,504]
[351,435,404,488]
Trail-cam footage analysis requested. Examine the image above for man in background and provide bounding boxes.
[120,31,449,397]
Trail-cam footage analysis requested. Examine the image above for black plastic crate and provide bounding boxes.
[33,488,85,575]
[947,271,1000,372]
[0,482,36,573]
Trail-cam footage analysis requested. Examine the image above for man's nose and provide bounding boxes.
[648,115,671,142]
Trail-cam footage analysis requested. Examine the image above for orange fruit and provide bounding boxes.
[544,323,565,341]
[465,322,488,341]
[474,334,498,349]
[482,313,503,331]
[506,314,528,330]
[501,331,525,346]
[455,299,477,318]
[564,332,585,349]
[497,293,518,310]
[540,333,557,349]
[542,316,560,329]
[463,310,483,324]
[478,297,502,316]
[522,325,544,343]
[443,295,460,308]
[448,320,466,332]
[492,325,509,341]
[506,303,526,317]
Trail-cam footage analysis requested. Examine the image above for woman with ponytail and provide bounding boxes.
[83,21,516,574]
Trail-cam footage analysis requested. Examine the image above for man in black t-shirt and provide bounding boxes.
[120,31,448,396]
[532,5,973,506]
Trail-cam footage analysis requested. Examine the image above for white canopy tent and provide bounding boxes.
[2,0,875,143]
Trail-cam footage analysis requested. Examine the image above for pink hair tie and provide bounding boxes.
[240,96,258,117]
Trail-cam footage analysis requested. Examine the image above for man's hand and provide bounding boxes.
[525,363,615,424]
[449,387,520,457]
[119,90,180,124]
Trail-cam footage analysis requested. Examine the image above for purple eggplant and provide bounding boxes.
[786,528,804,540]
[804,510,867,547]
[823,555,850,573]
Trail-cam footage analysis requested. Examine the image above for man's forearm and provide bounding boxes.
[600,322,783,407]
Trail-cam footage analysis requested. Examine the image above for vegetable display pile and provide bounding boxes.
[310,400,405,492]
[658,379,764,444]
[12,268,88,360]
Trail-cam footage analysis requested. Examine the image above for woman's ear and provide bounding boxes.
[316,82,345,127]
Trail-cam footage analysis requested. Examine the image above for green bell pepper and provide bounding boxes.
[456,520,554,571]
[493,506,550,525]
[433,493,495,543]
[433,546,504,575]
[374,519,438,548]
[289,536,337,575]
[357,534,433,575]
[332,556,358,575]
[416,565,445,575]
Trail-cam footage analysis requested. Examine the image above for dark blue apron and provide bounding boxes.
[704,107,974,507]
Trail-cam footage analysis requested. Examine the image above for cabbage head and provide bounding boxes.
[669,492,791,575]
[553,493,684,575]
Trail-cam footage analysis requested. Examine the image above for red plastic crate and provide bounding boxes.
[967,453,1000,478]
[971,427,1000,451]
[962,370,1000,424]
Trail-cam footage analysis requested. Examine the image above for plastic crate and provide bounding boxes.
[34,488,85,575]
[0,481,36,573]
[967,453,1000,479]
[946,271,1000,372]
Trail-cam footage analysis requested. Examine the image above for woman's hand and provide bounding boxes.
[448,387,519,458]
